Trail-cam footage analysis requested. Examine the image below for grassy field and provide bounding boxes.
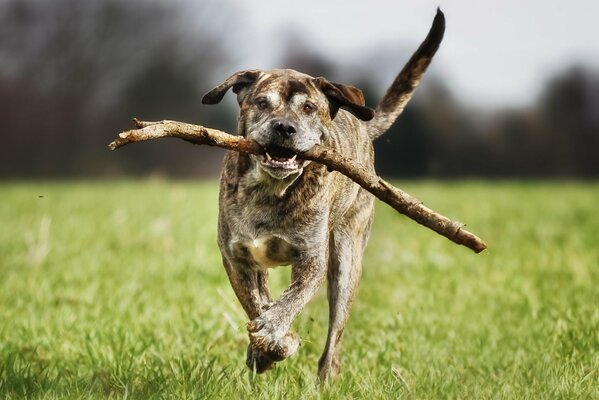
[0,180,597,399]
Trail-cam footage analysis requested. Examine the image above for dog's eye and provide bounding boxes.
[302,102,315,114]
[256,98,269,110]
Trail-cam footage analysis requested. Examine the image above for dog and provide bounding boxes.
[201,9,445,380]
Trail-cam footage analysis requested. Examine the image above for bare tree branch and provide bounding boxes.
[109,119,487,253]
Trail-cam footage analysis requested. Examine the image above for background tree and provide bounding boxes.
[1,2,597,179]
[0,0,235,178]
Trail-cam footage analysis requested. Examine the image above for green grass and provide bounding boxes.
[0,180,597,399]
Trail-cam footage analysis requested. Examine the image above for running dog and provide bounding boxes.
[202,9,445,380]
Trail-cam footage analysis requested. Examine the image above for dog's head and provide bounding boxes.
[202,69,374,179]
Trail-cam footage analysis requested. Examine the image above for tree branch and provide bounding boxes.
[109,119,487,253]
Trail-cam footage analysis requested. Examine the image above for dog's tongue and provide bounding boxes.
[273,155,291,162]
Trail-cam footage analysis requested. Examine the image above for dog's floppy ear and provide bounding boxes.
[313,77,374,121]
[202,70,262,105]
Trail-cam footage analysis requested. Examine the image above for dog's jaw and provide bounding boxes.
[261,151,300,171]
[254,150,311,177]
[249,155,307,196]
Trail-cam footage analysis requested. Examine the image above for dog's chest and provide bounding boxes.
[224,198,322,268]
[231,235,295,268]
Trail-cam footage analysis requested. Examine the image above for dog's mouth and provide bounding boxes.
[259,147,302,171]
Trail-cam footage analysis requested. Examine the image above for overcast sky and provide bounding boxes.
[217,0,599,108]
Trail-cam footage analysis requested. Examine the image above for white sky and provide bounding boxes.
[218,0,599,108]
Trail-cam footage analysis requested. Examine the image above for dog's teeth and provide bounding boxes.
[260,150,301,170]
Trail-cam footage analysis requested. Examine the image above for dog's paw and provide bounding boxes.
[247,315,300,361]
[318,354,342,382]
[246,345,276,373]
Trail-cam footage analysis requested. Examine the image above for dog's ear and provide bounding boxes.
[313,77,374,121]
[202,70,262,105]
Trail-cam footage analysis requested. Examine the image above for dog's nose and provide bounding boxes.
[271,119,297,138]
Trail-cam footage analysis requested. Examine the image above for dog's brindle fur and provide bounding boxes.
[202,10,445,380]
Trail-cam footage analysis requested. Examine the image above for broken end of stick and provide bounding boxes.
[457,227,487,253]
[472,242,488,254]
[108,138,125,150]
[133,118,143,129]
[108,131,133,150]
[109,121,142,150]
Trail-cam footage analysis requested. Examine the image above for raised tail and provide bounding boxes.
[368,8,446,140]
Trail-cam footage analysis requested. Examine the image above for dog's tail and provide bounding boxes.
[368,8,445,140]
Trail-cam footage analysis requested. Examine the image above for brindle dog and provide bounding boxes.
[201,10,445,380]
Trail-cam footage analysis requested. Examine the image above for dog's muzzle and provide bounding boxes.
[255,118,307,175]
[250,118,317,179]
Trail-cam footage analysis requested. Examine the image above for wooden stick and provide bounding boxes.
[109,119,487,253]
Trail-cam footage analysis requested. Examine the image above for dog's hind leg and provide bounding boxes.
[317,230,363,381]
[318,197,374,381]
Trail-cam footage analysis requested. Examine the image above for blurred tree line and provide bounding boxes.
[0,0,234,178]
[1,0,598,179]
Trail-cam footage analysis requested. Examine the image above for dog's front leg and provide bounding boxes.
[222,256,266,319]
[222,256,280,373]
[247,254,327,363]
